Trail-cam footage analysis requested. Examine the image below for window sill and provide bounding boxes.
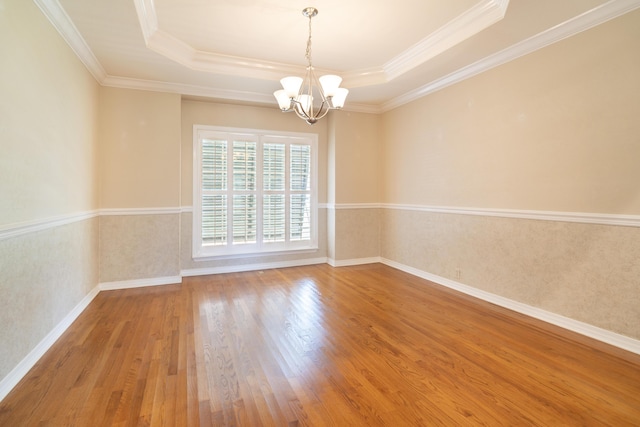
[192,245,319,262]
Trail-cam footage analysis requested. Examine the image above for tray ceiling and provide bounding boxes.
[37,0,640,112]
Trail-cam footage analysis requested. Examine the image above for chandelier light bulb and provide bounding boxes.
[319,75,342,97]
[331,87,349,109]
[280,77,303,98]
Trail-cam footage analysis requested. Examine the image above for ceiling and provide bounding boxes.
[37,0,640,113]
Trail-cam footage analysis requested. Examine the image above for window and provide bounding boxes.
[193,126,318,259]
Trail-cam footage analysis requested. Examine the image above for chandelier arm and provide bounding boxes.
[292,99,312,121]
[313,101,330,120]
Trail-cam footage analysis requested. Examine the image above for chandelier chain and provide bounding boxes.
[305,14,313,66]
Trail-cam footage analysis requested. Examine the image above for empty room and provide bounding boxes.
[1,0,639,425]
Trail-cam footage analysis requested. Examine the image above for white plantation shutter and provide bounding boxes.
[193,126,317,259]
[263,143,286,243]
[232,141,257,244]
[290,145,311,241]
[201,139,227,245]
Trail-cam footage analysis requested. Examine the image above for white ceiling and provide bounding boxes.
[37,0,640,113]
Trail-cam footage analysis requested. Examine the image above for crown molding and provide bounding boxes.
[102,75,382,113]
[33,0,107,82]
[132,0,509,88]
[383,0,509,81]
[102,75,275,103]
[133,0,314,81]
[383,0,640,111]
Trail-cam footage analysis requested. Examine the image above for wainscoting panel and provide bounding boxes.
[0,217,99,389]
[99,213,180,284]
[332,207,381,262]
[380,207,640,340]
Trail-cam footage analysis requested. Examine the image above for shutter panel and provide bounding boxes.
[202,139,227,245]
[290,144,311,241]
[290,194,311,241]
[232,141,257,244]
[263,194,285,242]
[263,143,286,242]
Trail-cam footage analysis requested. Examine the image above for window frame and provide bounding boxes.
[193,125,318,260]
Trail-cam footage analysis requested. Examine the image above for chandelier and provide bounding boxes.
[273,7,349,125]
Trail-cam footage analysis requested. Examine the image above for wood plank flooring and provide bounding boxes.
[0,263,639,426]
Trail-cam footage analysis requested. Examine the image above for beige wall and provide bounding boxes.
[0,0,99,226]
[0,0,100,383]
[97,87,182,282]
[331,112,381,204]
[379,10,640,339]
[382,10,640,214]
[99,87,181,209]
[328,112,382,261]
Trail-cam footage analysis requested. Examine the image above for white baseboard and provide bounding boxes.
[0,285,100,402]
[181,257,328,277]
[328,256,382,267]
[99,275,182,291]
[380,258,640,356]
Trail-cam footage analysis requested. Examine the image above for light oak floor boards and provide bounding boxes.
[0,263,639,426]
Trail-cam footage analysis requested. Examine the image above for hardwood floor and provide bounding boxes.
[1,263,639,426]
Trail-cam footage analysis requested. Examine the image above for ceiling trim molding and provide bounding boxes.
[33,0,107,82]
[101,76,383,114]
[383,0,640,112]
[133,0,317,81]
[382,0,509,81]
[103,75,276,103]
[132,0,510,87]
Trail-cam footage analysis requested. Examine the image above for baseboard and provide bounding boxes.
[328,256,382,267]
[380,258,640,356]
[99,275,183,291]
[181,257,328,277]
[0,285,100,402]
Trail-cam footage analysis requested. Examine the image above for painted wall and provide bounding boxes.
[98,88,181,209]
[98,87,182,284]
[380,10,640,339]
[328,112,382,262]
[0,0,99,383]
[0,1,99,224]
[381,11,640,213]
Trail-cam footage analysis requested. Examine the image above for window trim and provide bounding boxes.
[193,125,318,260]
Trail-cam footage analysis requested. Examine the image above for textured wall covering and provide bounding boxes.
[99,214,180,283]
[0,219,99,380]
[333,208,381,262]
[381,208,640,339]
